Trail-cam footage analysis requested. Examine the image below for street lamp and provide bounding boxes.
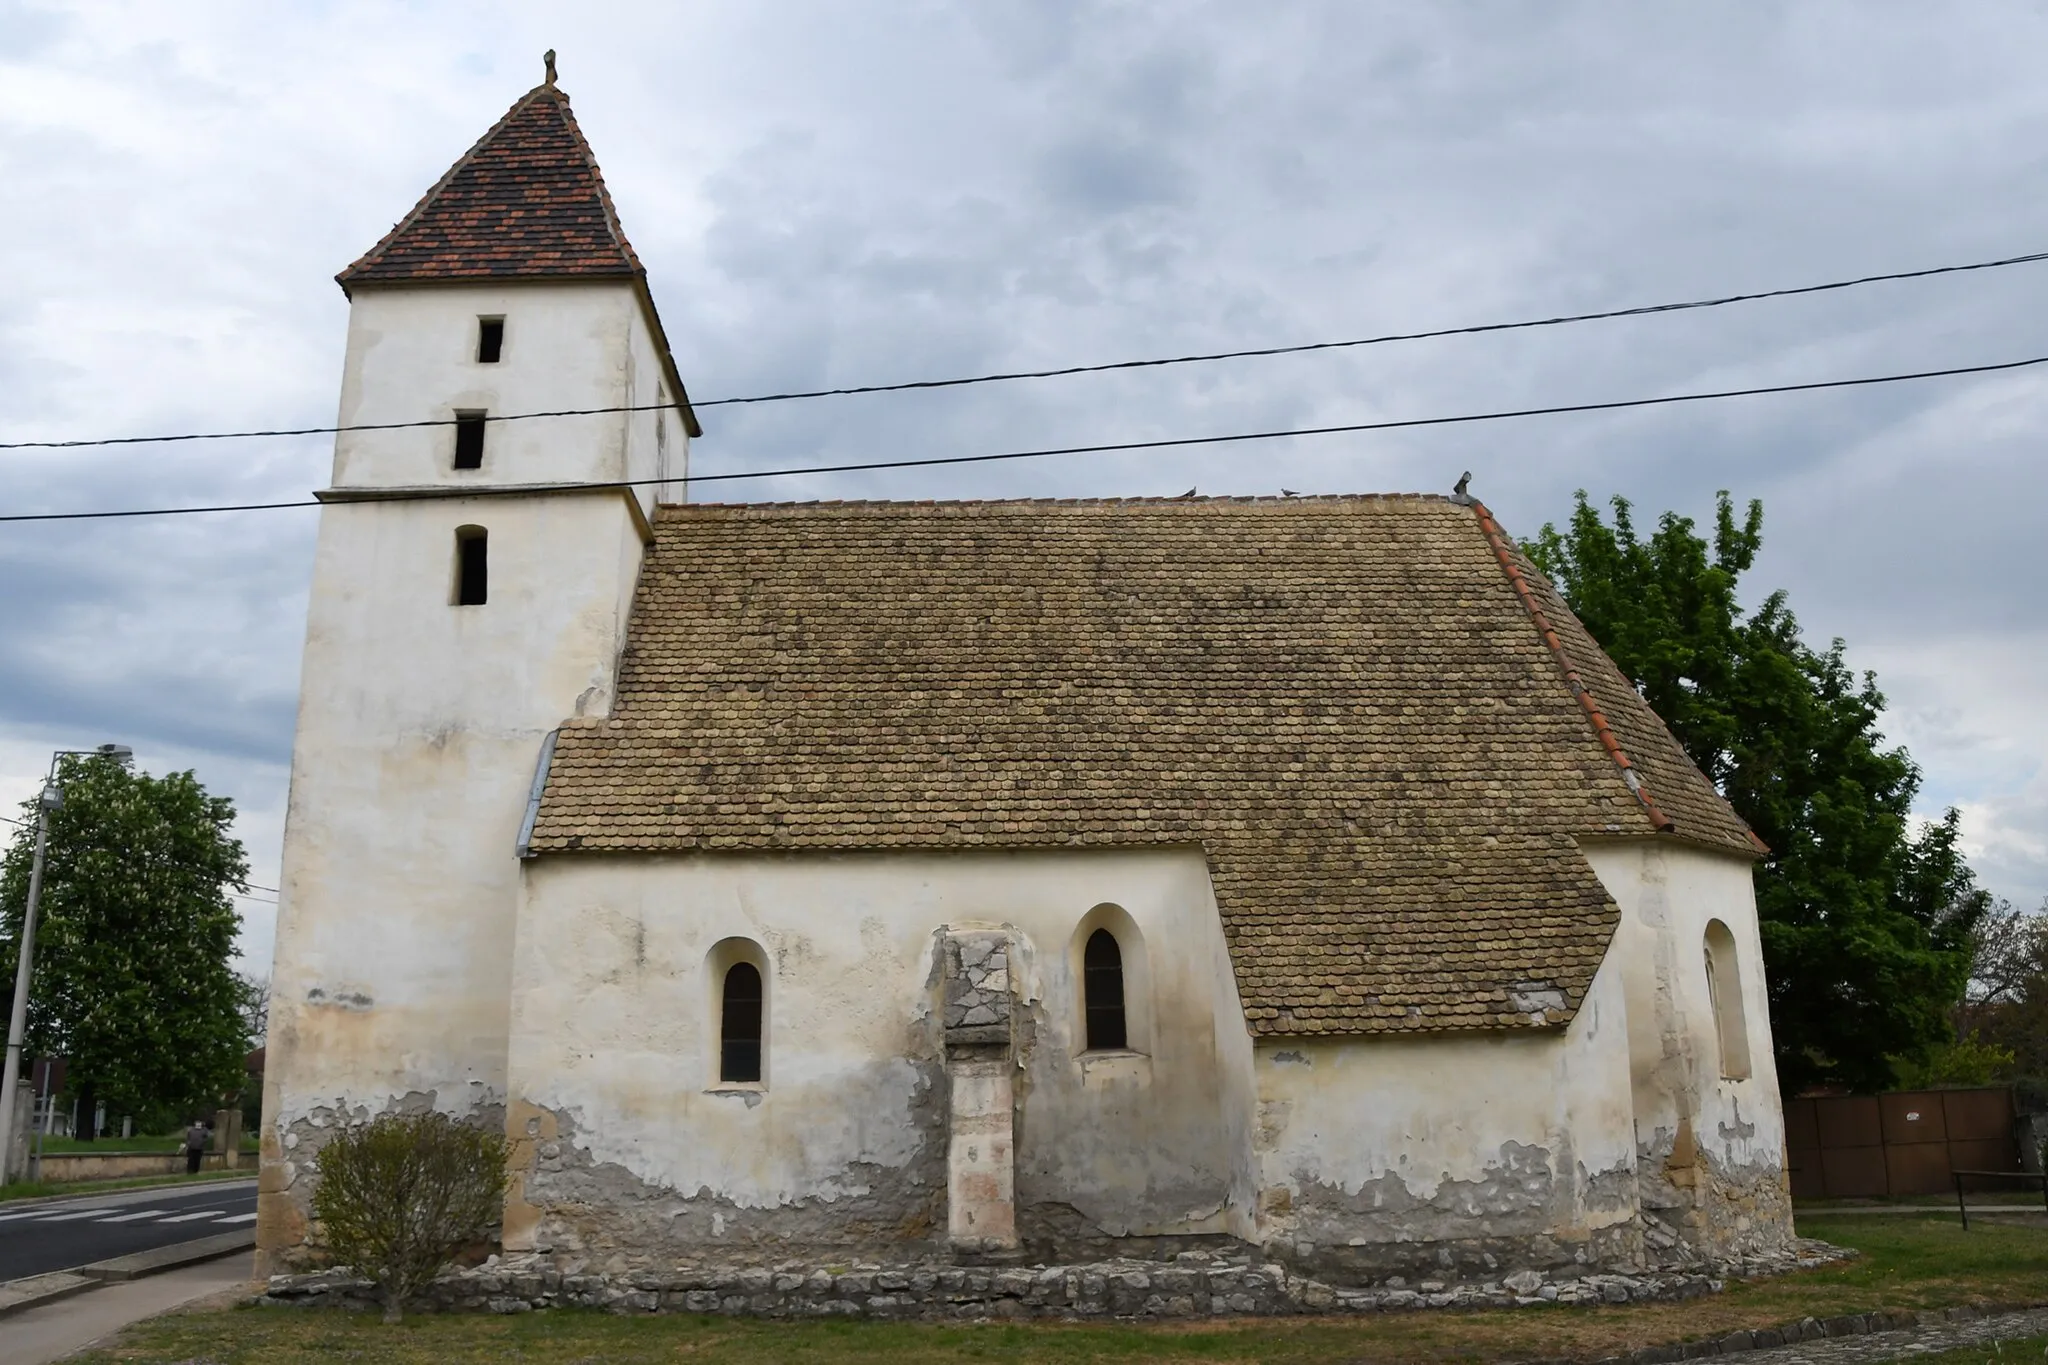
[0,744,131,1181]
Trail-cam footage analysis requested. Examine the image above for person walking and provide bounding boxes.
[183,1118,208,1175]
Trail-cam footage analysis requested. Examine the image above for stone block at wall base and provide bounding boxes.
[260,1238,1852,1321]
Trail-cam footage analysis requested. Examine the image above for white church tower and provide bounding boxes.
[257,63,698,1263]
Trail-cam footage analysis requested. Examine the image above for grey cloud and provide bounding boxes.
[4,0,2047,913]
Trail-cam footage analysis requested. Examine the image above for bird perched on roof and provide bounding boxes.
[1281,488,1299,497]
[1178,487,1198,499]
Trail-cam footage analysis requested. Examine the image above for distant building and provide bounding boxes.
[258,70,1792,1283]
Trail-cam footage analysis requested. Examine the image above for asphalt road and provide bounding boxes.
[0,1179,257,1282]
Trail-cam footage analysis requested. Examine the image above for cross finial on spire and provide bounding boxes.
[544,49,557,85]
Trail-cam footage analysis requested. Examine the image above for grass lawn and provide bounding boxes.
[68,1215,2048,1364]
[0,1167,255,1204]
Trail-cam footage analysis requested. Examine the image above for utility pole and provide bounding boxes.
[0,744,129,1181]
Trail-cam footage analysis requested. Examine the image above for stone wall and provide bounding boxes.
[262,1236,1850,1321]
[1638,1119,1795,1264]
[33,1151,236,1182]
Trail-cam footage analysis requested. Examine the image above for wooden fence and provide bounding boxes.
[1785,1086,2020,1199]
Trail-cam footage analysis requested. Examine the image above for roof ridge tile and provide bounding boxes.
[660,492,1458,514]
[1468,499,1675,835]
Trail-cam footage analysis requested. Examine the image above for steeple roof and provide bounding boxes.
[338,79,643,289]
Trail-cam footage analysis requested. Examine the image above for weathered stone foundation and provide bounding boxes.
[506,1097,950,1270]
[1638,1119,1795,1264]
[261,1237,1850,1321]
[259,1092,507,1276]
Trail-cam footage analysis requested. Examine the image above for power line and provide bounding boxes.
[2,351,2041,525]
[0,814,281,901]
[5,247,2046,453]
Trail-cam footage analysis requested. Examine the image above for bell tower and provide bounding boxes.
[257,62,699,1268]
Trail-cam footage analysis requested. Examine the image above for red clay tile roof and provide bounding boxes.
[338,81,642,288]
[527,495,1759,1037]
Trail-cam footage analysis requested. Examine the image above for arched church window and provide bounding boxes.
[720,961,764,1083]
[1084,928,1127,1051]
[1703,919,1752,1080]
[453,526,487,606]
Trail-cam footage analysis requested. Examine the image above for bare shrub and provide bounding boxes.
[310,1111,510,1323]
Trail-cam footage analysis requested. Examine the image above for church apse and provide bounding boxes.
[1249,950,1645,1282]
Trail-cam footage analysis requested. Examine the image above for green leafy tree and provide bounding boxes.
[1530,492,1991,1093]
[0,752,252,1132]
[1961,899,2048,1103]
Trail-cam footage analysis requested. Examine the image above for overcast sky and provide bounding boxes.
[4,2,2045,977]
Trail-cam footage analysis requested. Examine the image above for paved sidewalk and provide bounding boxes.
[1655,1306,2048,1363]
[1800,1204,2045,1216]
[0,1257,251,1365]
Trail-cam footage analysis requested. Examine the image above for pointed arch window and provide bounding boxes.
[1083,928,1127,1051]
[720,961,764,1083]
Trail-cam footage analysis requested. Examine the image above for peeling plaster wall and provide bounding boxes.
[1251,952,1640,1281]
[501,846,1256,1266]
[259,281,669,1269]
[1581,839,1792,1258]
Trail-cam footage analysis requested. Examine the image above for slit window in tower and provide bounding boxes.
[454,526,488,606]
[477,317,504,364]
[453,411,487,469]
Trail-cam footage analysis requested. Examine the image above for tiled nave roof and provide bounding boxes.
[528,495,1758,1037]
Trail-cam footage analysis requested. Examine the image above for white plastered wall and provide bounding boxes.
[502,846,1258,1253]
[330,280,682,518]
[260,275,682,1262]
[264,494,643,1138]
[1581,839,1786,1189]
[1251,948,1639,1261]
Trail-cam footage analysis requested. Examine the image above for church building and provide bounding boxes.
[257,69,1794,1286]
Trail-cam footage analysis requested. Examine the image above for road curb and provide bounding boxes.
[0,1271,99,1319]
[0,1229,255,1318]
[80,1229,256,1282]
[0,1173,257,1211]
